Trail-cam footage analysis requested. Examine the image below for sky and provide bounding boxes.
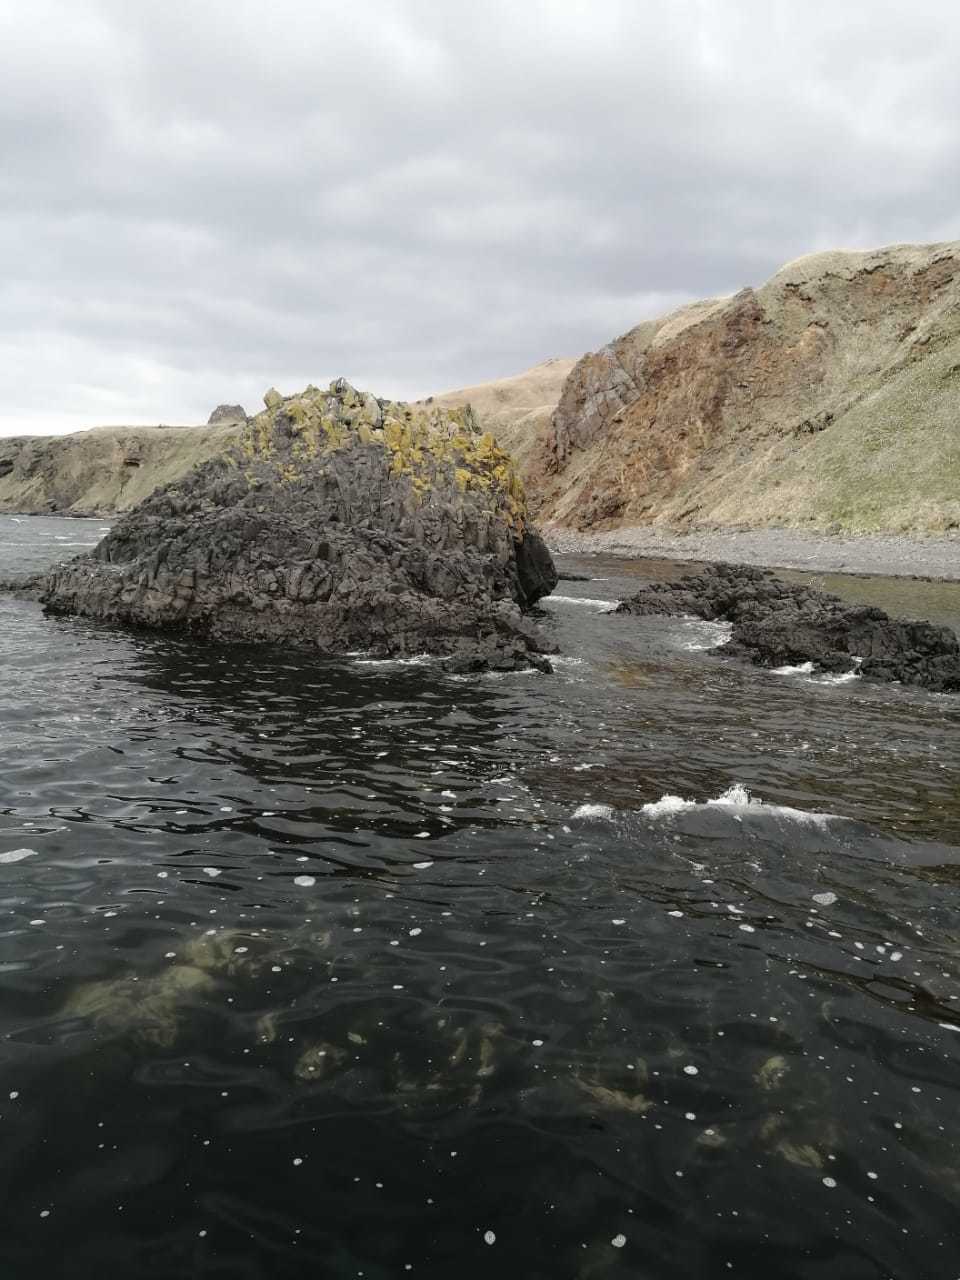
[2,0,959,436]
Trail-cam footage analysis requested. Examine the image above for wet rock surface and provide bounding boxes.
[616,562,960,691]
[37,380,558,671]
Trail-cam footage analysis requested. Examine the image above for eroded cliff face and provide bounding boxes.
[537,241,960,534]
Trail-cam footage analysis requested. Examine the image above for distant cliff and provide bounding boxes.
[533,240,960,535]
[0,423,242,516]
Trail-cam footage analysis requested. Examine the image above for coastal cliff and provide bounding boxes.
[0,422,242,517]
[4,241,960,541]
[535,240,960,535]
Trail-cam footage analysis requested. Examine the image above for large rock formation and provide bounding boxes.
[536,240,960,535]
[37,380,558,671]
[616,563,960,692]
[0,361,572,519]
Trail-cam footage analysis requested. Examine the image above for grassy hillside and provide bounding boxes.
[0,423,241,516]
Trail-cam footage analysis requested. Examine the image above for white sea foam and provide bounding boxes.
[816,668,862,685]
[571,803,615,820]
[641,794,695,817]
[545,595,619,612]
[772,657,862,685]
[354,654,436,667]
[641,783,835,826]
[682,621,733,651]
[0,848,37,864]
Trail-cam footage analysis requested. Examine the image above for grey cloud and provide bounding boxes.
[1,0,959,433]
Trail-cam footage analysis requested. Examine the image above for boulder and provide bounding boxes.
[38,380,559,671]
[207,404,247,424]
[616,562,960,692]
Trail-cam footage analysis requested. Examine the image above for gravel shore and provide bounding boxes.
[544,524,960,581]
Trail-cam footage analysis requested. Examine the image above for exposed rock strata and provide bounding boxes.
[38,380,558,671]
[616,563,960,692]
[538,240,960,535]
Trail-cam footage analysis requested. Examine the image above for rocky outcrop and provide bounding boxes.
[616,563,960,692]
[207,404,247,424]
[536,240,960,535]
[37,380,558,671]
[0,362,572,518]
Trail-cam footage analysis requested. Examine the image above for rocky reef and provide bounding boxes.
[37,380,558,671]
[616,563,960,692]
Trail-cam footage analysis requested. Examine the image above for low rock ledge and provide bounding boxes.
[616,562,960,692]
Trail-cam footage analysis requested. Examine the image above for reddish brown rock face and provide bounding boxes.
[535,241,960,535]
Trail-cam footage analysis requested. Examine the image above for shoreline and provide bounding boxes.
[545,524,960,582]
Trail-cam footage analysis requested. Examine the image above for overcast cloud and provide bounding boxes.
[1,0,959,435]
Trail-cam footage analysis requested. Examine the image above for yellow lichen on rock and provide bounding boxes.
[241,380,528,530]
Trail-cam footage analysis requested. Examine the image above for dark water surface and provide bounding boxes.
[2,516,960,1280]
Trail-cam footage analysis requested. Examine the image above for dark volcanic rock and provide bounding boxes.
[38,380,559,671]
[207,404,247,424]
[616,562,960,692]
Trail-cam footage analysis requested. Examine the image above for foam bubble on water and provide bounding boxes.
[571,803,615,820]
[354,654,435,667]
[641,794,694,816]
[812,891,838,906]
[202,867,221,878]
[773,658,862,684]
[412,861,434,870]
[641,783,835,827]
[545,595,619,612]
[683,620,733,651]
[0,848,37,864]
[293,875,316,887]
[611,1234,627,1249]
[483,1230,496,1245]
[815,668,862,685]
